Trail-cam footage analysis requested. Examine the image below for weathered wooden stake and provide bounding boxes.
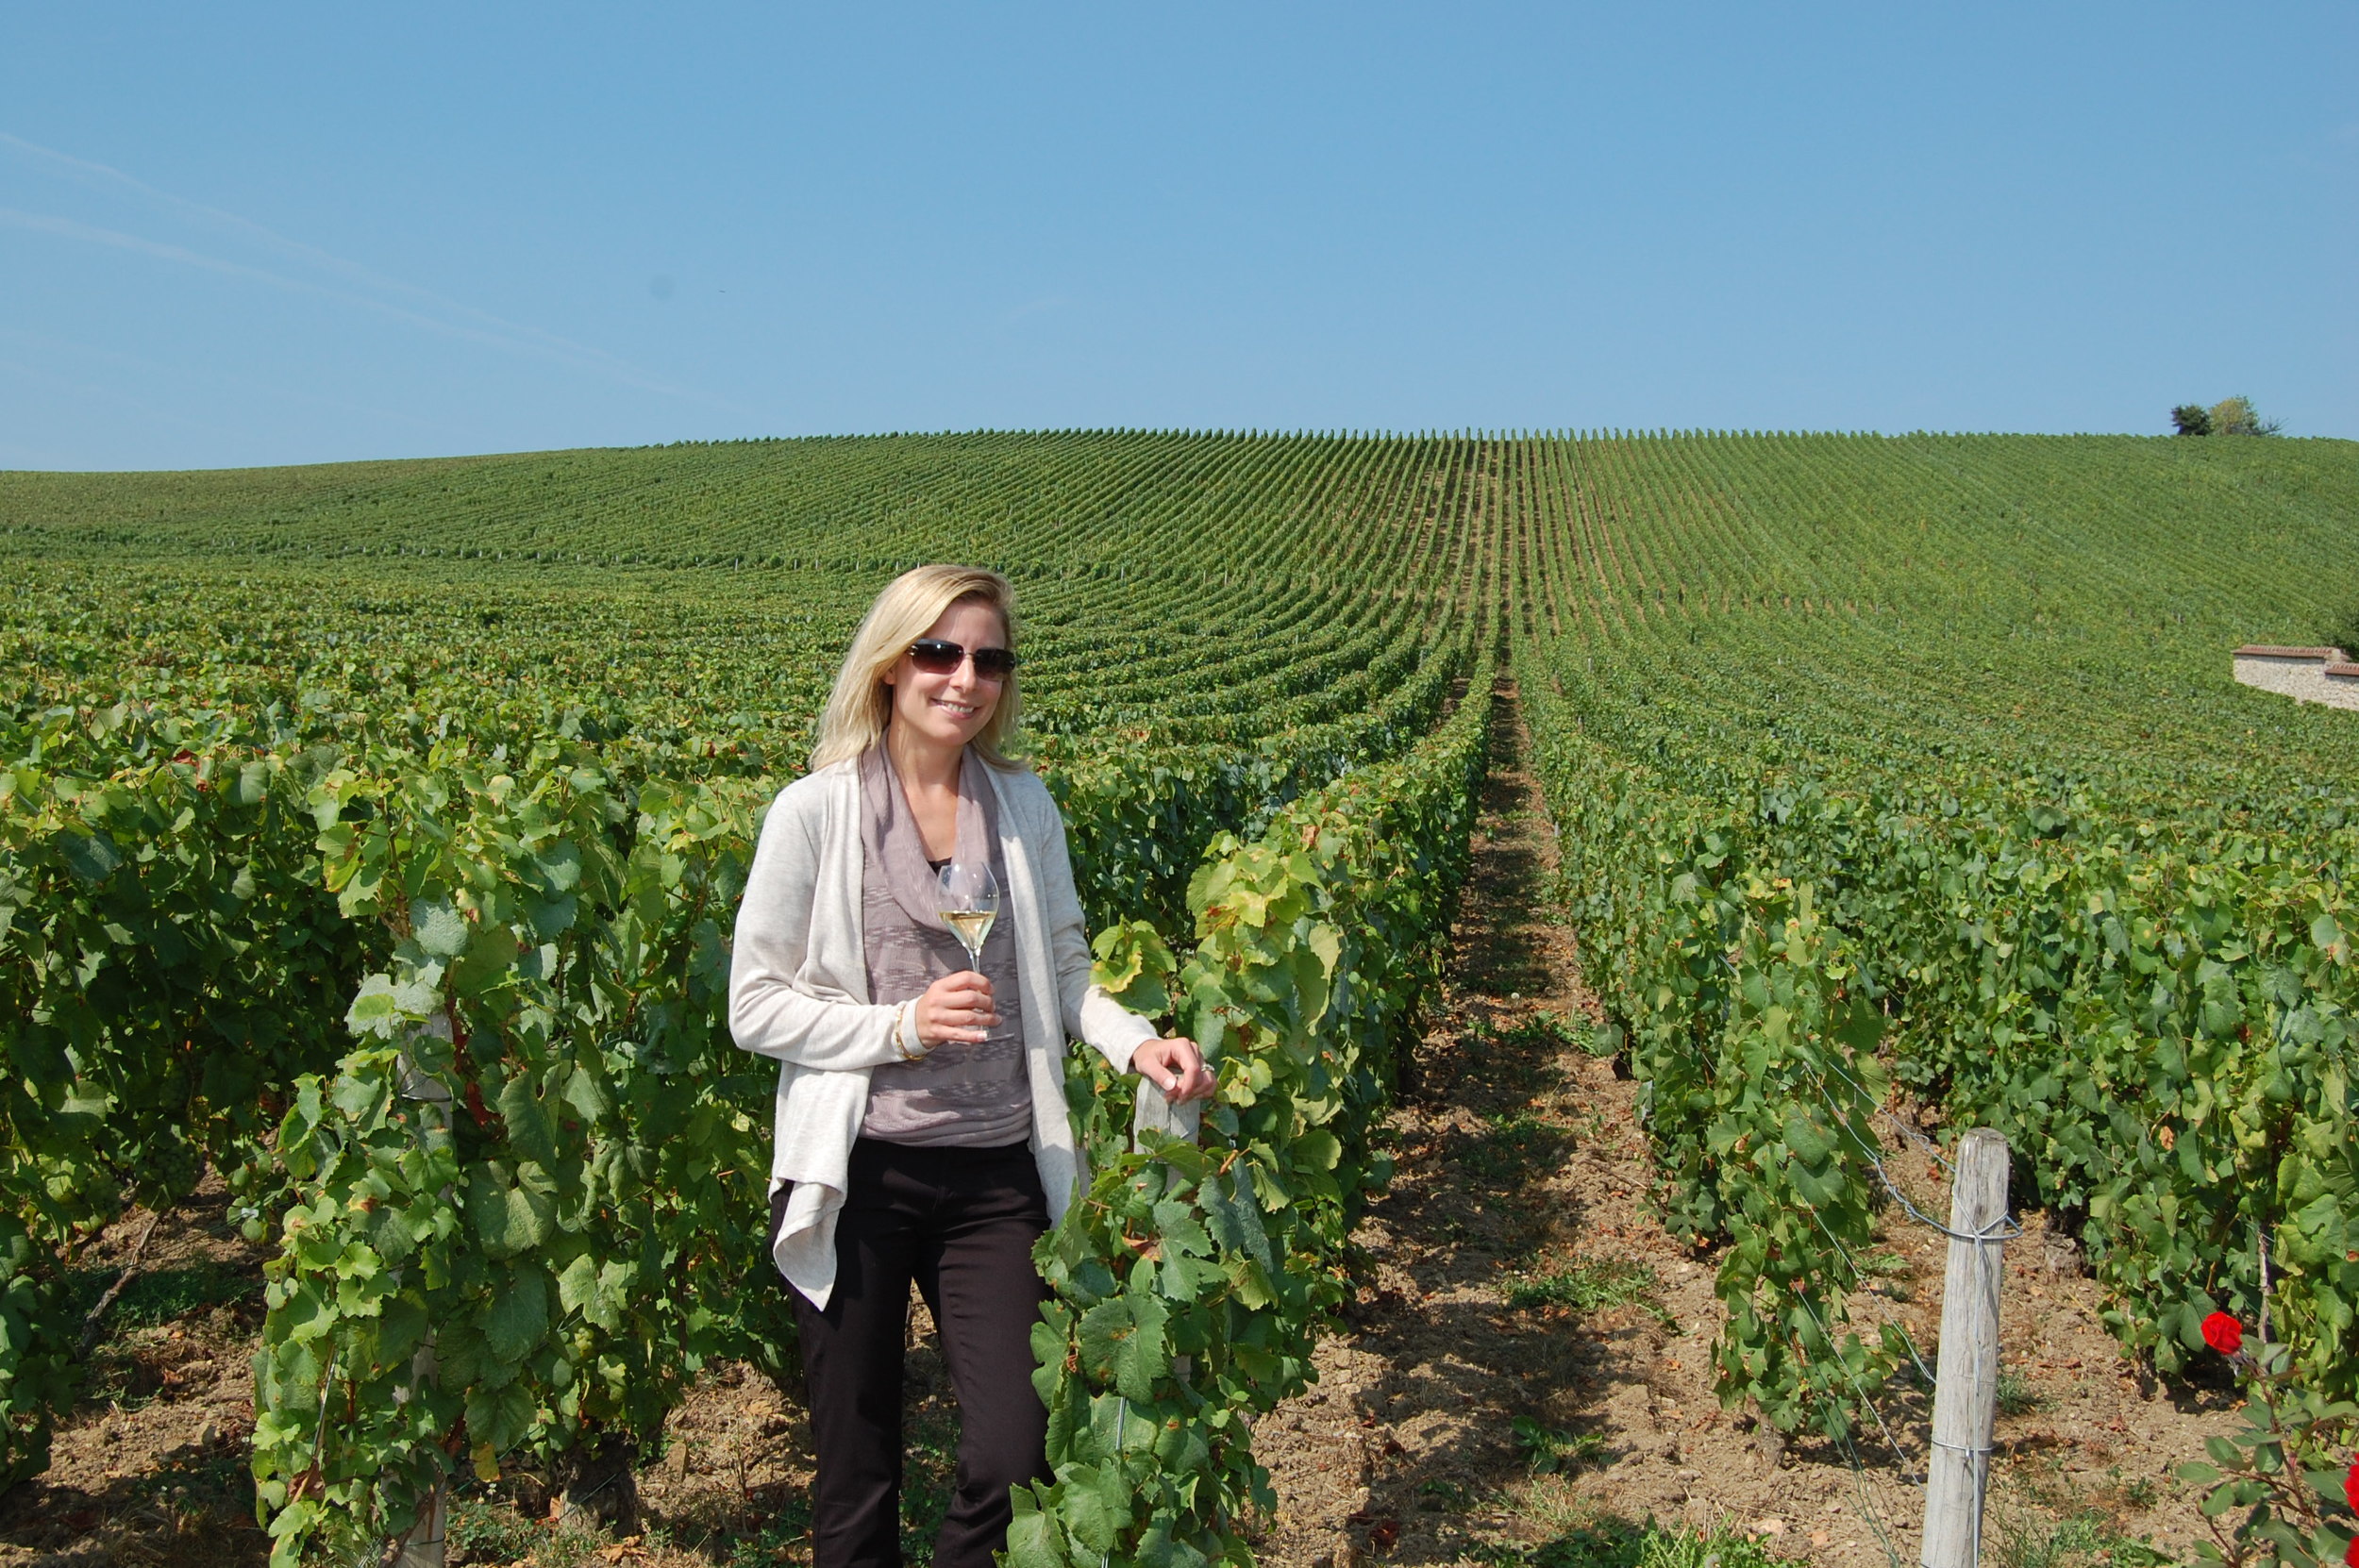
[393,1018,455,1568]
[1921,1128,2010,1568]
[1131,1076,1204,1151]
[393,1339,448,1568]
[1133,1076,1203,1386]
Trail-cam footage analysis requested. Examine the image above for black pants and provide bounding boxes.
[771,1138,1053,1568]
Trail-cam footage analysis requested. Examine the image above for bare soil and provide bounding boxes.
[1,692,2242,1568]
[0,1176,271,1568]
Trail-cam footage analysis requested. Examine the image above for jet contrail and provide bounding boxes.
[0,130,628,367]
[0,131,755,416]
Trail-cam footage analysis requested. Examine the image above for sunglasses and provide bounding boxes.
[908,639,1018,680]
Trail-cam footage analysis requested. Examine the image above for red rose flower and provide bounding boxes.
[2345,1457,2358,1513]
[2344,1532,2357,1568]
[2200,1311,2244,1356]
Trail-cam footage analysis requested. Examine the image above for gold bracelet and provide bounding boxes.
[894,1001,925,1062]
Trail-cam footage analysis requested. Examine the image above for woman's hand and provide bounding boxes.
[913,971,997,1048]
[1130,1038,1215,1103]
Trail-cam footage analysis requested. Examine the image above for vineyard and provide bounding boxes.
[3,430,2356,1566]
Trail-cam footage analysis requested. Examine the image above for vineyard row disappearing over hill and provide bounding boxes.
[1496,432,2359,1443]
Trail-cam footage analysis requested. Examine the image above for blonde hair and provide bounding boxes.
[811,564,1023,771]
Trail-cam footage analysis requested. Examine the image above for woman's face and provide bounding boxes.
[883,598,1010,753]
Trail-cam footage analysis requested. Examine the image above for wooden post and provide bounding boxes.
[393,1018,455,1568]
[392,1340,448,1568]
[1131,1076,1203,1150]
[1921,1128,2010,1568]
[1132,1077,1202,1386]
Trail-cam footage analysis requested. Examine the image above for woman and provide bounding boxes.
[728,564,1213,1568]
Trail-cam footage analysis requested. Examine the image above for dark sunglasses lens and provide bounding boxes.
[972,648,1017,678]
[908,640,963,673]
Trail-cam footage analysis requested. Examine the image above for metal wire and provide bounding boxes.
[1832,1419,1912,1568]
[1786,1274,1926,1489]
[1801,1197,1939,1388]
[1807,1067,2023,1244]
[1881,1109,1953,1171]
[1698,952,2029,1565]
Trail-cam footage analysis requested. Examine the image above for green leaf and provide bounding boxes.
[1093,920,1176,1016]
[57,829,123,883]
[1150,1200,1213,1259]
[1782,1112,1835,1167]
[1111,1293,1170,1401]
[1058,1462,1131,1555]
[466,1168,554,1259]
[1200,1168,1274,1274]
[1005,1489,1068,1568]
[557,1253,630,1333]
[1077,1295,1172,1401]
[560,1064,614,1126]
[281,1280,338,1344]
[446,921,520,996]
[411,898,470,958]
[495,1072,560,1172]
[480,1267,550,1362]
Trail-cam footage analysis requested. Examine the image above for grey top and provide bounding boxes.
[855,743,1031,1147]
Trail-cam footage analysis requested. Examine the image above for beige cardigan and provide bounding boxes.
[728,755,1159,1308]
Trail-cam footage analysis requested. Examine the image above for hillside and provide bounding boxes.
[3,430,2355,1568]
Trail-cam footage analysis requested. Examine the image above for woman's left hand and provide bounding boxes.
[1130,1038,1215,1103]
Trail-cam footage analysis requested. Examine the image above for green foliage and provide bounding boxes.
[8,425,2359,1543]
[0,1212,78,1487]
[1995,1370,2045,1416]
[1515,680,1903,1437]
[1513,1416,1611,1476]
[1629,1524,1811,1568]
[0,705,363,1484]
[2176,1336,2358,1568]
[1485,1517,1811,1568]
[249,754,791,1565]
[446,1491,547,1563]
[2210,396,2283,438]
[1509,430,2359,1437]
[1505,1257,1669,1325]
[242,646,1488,1560]
[1523,634,2359,1412]
[2175,404,2216,436]
[0,434,1497,1513]
[1014,673,1491,1568]
[63,1257,259,1329]
[1986,1505,2176,1568]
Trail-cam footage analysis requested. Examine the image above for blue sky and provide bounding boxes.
[2,3,2351,470]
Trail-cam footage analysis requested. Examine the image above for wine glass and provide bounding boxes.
[936,859,1000,969]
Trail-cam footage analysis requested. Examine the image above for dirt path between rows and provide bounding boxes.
[1246,687,2237,1568]
[1,689,2241,1568]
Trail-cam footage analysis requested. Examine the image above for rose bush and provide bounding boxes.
[2178,1314,2357,1568]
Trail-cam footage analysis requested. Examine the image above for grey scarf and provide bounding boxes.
[858,740,1000,931]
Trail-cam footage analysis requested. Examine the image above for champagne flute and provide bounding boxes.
[936,859,1000,969]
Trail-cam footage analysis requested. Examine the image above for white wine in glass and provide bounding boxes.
[936,859,1000,968]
